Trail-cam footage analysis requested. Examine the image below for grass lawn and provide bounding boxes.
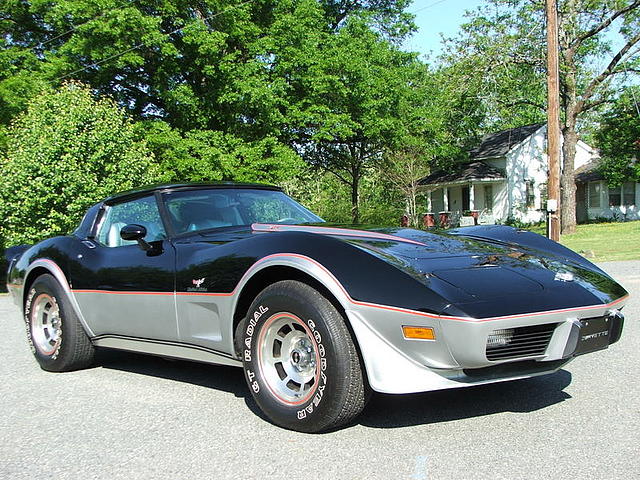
[525,221,640,262]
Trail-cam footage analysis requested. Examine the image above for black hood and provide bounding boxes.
[247,223,628,319]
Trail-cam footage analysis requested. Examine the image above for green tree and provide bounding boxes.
[380,146,429,228]
[136,120,303,184]
[279,17,426,222]
[0,82,160,245]
[594,86,640,186]
[441,0,640,234]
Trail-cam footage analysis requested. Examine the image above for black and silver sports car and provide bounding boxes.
[6,182,628,432]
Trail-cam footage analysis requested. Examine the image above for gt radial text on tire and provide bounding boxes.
[24,274,95,372]
[241,280,367,433]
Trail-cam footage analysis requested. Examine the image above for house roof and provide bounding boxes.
[469,123,544,160]
[574,160,604,183]
[417,161,505,186]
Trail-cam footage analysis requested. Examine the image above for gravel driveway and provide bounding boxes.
[1,261,638,480]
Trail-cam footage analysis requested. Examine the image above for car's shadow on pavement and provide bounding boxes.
[97,349,248,395]
[358,370,573,429]
[96,349,572,430]
[96,349,271,420]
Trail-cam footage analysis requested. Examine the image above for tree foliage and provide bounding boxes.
[136,120,303,184]
[0,82,160,245]
[281,17,427,222]
[595,86,640,186]
[0,0,413,134]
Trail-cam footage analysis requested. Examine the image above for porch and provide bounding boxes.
[416,161,507,227]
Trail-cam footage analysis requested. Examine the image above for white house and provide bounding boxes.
[416,123,637,224]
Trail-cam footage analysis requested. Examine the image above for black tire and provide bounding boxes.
[24,274,95,372]
[240,280,367,432]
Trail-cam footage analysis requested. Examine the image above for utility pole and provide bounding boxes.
[546,0,561,242]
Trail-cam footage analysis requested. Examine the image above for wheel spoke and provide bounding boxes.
[259,313,319,403]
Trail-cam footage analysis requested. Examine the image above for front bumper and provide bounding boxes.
[345,297,626,394]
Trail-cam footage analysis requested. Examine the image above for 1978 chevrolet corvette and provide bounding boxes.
[6,182,628,432]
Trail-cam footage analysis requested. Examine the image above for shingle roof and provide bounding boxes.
[469,123,544,159]
[417,161,505,186]
[574,160,603,183]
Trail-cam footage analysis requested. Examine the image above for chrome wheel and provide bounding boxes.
[257,313,320,405]
[31,294,62,356]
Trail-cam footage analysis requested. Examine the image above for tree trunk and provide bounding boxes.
[351,175,359,224]
[408,184,420,228]
[560,123,578,234]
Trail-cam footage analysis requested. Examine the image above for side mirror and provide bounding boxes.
[120,224,152,251]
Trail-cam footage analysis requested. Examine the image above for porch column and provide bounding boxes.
[469,183,475,210]
[427,190,432,212]
[443,187,449,211]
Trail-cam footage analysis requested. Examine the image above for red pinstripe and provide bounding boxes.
[61,253,627,323]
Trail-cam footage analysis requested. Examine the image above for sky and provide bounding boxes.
[402,0,486,59]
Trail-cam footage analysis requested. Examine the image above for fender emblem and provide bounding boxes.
[187,278,207,292]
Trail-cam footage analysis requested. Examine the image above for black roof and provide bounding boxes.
[574,160,604,183]
[417,161,505,186]
[469,123,544,160]
[104,181,281,204]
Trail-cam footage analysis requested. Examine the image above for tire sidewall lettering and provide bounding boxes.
[295,317,328,420]
[24,288,37,354]
[243,305,268,363]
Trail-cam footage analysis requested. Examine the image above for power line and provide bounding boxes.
[410,0,450,15]
[55,0,254,82]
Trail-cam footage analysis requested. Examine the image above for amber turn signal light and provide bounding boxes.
[402,326,436,340]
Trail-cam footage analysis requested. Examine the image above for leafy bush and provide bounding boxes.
[0,83,161,246]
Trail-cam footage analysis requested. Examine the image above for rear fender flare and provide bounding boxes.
[23,259,95,337]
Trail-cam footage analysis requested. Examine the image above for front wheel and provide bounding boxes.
[240,280,367,432]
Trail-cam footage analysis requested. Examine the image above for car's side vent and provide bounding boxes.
[486,323,558,361]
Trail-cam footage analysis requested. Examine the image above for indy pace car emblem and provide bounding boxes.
[187,277,207,292]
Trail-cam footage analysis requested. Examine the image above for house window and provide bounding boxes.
[484,185,493,211]
[525,180,535,208]
[589,182,601,208]
[623,181,636,205]
[609,185,621,206]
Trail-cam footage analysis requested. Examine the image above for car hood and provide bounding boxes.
[249,223,628,316]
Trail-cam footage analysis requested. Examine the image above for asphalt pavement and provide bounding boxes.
[1,261,639,480]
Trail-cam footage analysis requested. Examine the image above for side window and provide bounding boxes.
[96,196,166,247]
[588,182,601,208]
[525,180,535,208]
[484,185,493,211]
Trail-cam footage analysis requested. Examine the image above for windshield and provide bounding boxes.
[162,188,323,234]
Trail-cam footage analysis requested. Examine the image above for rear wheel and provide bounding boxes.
[240,280,367,432]
[25,274,95,372]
